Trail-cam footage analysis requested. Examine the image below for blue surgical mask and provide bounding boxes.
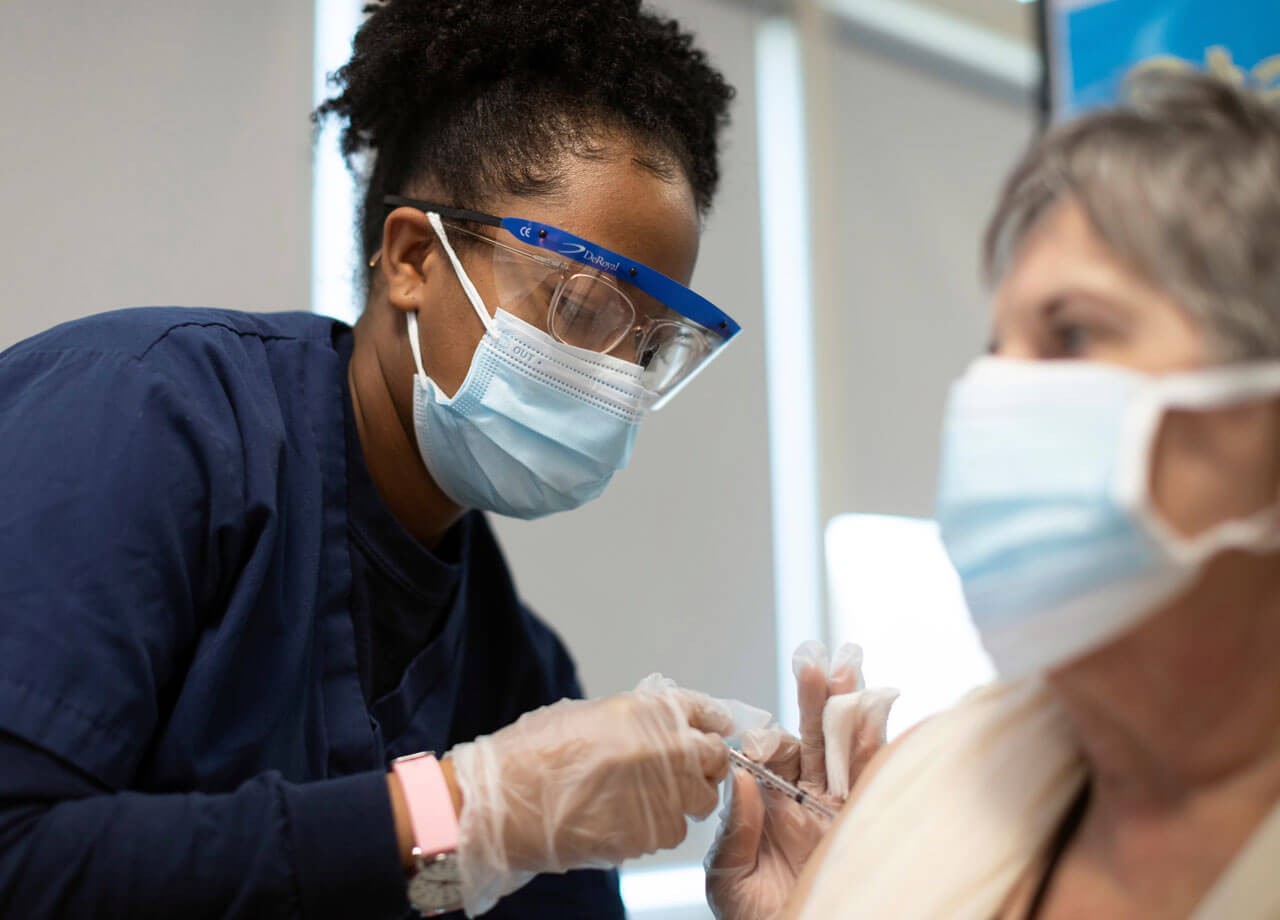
[407,211,651,520]
[935,356,1280,678]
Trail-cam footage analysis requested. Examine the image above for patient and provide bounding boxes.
[710,71,1280,919]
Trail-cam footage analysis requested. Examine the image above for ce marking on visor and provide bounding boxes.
[519,226,533,240]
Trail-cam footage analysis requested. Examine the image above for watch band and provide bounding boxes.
[392,752,459,858]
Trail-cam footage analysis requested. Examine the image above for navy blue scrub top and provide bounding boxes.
[0,308,625,920]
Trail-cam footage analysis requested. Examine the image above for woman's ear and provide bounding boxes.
[1151,399,1280,538]
[379,207,434,314]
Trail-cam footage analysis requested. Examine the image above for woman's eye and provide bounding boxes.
[1050,321,1091,357]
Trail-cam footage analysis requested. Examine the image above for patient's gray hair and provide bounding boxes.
[984,71,1280,359]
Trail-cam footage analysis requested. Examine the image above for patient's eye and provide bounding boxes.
[1039,296,1121,359]
[1052,321,1091,357]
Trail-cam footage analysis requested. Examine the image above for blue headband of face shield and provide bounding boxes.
[383,195,742,408]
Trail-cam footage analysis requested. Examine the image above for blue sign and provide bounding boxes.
[1047,0,1280,115]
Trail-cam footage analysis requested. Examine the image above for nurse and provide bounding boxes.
[0,1,739,918]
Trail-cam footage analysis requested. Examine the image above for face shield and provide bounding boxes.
[384,196,741,408]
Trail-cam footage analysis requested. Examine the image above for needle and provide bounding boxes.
[726,747,838,821]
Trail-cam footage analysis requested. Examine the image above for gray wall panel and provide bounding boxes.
[0,1,313,345]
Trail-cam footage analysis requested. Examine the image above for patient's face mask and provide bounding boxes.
[408,212,651,520]
[935,357,1280,678]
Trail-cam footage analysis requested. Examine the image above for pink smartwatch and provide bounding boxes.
[392,752,462,915]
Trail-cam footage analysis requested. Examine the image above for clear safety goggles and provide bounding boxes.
[383,195,741,407]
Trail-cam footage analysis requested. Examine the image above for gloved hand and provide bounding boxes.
[449,674,735,916]
[705,642,898,920]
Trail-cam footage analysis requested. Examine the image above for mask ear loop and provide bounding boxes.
[405,212,497,383]
[426,211,496,336]
[1122,364,1280,565]
[405,311,429,382]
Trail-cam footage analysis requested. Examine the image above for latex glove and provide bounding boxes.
[450,674,734,916]
[705,642,898,920]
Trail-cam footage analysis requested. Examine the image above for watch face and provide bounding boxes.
[408,853,462,915]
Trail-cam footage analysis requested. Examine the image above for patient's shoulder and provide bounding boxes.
[847,718,926,804]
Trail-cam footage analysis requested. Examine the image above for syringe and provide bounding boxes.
[726,747,838,821]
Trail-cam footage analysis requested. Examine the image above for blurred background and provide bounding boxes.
[4,0,1274,916]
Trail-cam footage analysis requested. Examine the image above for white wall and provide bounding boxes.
[0,1,314,346]
[820,36,1034,519]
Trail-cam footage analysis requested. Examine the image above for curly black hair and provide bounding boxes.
[313,0,735,277]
